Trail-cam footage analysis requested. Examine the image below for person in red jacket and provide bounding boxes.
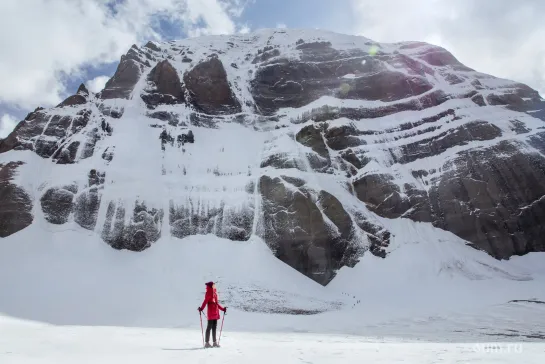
[198,281,227,347]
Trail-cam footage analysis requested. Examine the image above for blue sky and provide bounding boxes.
[1,0,544,137]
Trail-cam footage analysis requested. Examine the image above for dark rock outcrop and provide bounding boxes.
[144,41,161,52]
[57,84,89,107]
[100,46,145,99]
[338,71,433,101]
[251,41,433,115]
[141,60,184,108]
[259,176,361,284]
[41,186,76,224]
[73,170,105,231]
[147,111,183,126]
[394,121,502,164]
[169,200,253,241]
[324,124,365,151]
[354,174,411,219]
[354,140,545,258]
[295,124,331,171]
[74,187,101,230]
[0,162,33,237]
[53,141,80,164]
[102,201,163,251]
[184,55,241,114]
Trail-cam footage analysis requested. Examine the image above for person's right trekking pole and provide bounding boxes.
[199,311,204,347]
[218,312,226,345]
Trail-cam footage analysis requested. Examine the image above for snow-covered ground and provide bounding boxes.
[1,314,544,364]
[1,223,544,361]
[1,224,544,362]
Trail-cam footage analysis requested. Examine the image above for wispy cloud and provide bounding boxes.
[0,0,249,110]
[350,0,545,96]
[0,114,18,138]
[86,76,111,93]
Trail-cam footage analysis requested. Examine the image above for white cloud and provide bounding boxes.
[183,0,243,37]
[350,0,545,96]
[86,75,110,93]
[0,0,247,109]
[238,24,251,34]
[0,114,18,138]
[276,23,287,29]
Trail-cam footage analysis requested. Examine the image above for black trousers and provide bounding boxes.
[205,319,218,343]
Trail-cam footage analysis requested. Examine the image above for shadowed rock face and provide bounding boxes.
[73,170,105,231]
[431,142,545,257]
[100,46,147,99]
[184,55,241,114]
[0,105,97,164]
[57,84,89,107]
[141,60,184,109]
[0,162,33,237]
[102,201,163,252]
[354,141,545,258]
[251,41,434,115]
[259,176,362,284]
[295,124,331,172]
[169,201,253,242]
[41,186,77,224]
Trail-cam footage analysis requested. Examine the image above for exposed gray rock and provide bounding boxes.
[53,141,80,164]
[102,201,163,251]
[354,140,545,259]
[0,162,33,237]
[296,124,331,172]
[100,48,143,99]
[394,121,502,164]
[57,84,89,107]
[259,176,362,284]
[296,124,329,158]
[144,41,161,52]
[73,171,105,231]
[41,187,75,224]
[141,60,184,109]
[281,176,306,187]
[324,124,365,151]
[184,55,241,114]
[251,41,434,115]
[261,153,301,170]
[169,200,253,241]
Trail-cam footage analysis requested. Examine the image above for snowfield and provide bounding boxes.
[1,223,544,362]
[1,314,545,363]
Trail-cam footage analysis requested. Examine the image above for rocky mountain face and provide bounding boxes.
[1,29,544,285]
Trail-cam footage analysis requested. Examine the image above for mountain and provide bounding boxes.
[1,28,545,286]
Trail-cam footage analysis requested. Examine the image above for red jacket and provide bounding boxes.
[200,286,225,320]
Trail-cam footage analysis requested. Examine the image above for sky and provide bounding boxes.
[1,0,544,137]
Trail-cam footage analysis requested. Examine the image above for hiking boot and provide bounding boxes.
[213,342,220,348]
[204,342,212,348]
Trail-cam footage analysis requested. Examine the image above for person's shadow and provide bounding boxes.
[162,347,203,351]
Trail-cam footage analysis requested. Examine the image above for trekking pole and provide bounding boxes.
[218,312,226,345]
[199,311,204,348]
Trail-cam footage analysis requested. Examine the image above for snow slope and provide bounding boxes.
[0,217,544,342]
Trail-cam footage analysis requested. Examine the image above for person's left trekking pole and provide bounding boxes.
[199,311,204,347]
